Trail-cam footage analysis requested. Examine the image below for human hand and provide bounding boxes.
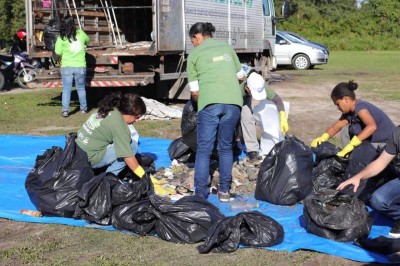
[336,136,362,158]
[310,133,329,148]
[337,176,361,193]
[279,111,289,135]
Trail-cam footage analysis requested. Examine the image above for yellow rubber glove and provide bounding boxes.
[337,136,362,158]
[310,133,330,148]
[279,111,289,135]
[133,166,173,195]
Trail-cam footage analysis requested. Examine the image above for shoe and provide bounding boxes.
[81,109,88,114]
[247,151,262,162]
[218,191,231,203]
[389,220,400,238]
[62,111,69,117]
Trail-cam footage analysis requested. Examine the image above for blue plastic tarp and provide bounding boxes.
[0,135,394,263]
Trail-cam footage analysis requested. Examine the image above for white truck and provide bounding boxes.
[25,0,289,99]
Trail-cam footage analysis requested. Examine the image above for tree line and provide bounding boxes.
[276,0,400,50]
[0,0,399,50]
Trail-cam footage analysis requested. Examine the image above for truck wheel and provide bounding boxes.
[261,56,271,80]
[0,71,5,91]
[292,54,310,70]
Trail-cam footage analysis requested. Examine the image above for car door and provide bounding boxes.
[275,34,291,65]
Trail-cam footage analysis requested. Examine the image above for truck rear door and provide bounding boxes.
[184,0,264,53]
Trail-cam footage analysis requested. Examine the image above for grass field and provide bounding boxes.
[0,51,398,265]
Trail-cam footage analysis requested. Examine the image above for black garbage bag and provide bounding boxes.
[149,195,225,244]
[197,211,284,253]
[167,137,195,163]
[112,199,157,235]
[111,175,157,235]
[303,189,372,242]
[181,99,198,152]
[73,172,120,225]
[312,157,347,192]
[117,153,156,180]
[342,142,382,202]
[112,174,153,206]
[355,236,400,255]
[255,136,314,205]
[311,142,341,165]
[43,0,60,52]
[25,133,94,217]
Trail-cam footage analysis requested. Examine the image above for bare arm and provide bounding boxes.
[124,156,140,172]
[191,91,199,102]
[337,151,395,192]
[326,119,349,138]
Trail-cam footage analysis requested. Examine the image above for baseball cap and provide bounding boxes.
[246,72,266,100]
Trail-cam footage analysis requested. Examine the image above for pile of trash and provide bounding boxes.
[153,158,262,200]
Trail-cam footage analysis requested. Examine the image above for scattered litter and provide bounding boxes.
[20,209,42,217]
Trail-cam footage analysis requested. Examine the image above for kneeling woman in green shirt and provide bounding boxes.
[76,92,149,179]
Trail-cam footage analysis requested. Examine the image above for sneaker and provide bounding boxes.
[62,111,69,117]
[247,151,262,162]
[389,220,400,238]
[81,109,88,114]
[218,191,231,203]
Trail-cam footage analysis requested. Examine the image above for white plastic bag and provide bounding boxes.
[253,100,290,155]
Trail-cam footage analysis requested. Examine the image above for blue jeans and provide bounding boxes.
[370,175,400,221]
[194,104,241,198]
[61,67,87,112]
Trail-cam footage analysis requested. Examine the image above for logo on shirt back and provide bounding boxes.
[70,40,83,53]
[209,53,232,64]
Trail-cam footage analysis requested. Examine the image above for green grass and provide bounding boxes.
[277,51,400,101]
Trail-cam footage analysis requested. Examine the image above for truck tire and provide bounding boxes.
[261,56,271,80]
[0,70,5,91]
[292,54,310,70]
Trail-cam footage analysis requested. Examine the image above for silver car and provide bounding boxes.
[275,31,329,70]
[279,30,329,55]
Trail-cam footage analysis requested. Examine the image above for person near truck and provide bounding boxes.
[76,92,170,195]
[187,22,245,202]
[240,66,289,162]
[311,80,395,200]
[55,15,89,118]
[337,126,400,238]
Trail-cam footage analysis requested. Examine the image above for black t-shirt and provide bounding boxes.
[341,99,395,143]
[385,127,400,156]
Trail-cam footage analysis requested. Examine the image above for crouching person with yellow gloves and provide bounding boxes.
[240,67,289,161]
[310,80,394,157]
[75,92,174,196]
[310,80,395,200]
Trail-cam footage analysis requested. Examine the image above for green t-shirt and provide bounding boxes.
[76,110,134,165]
[187,38,243,111]
[55,29,89,68]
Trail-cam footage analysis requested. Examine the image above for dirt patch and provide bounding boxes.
[270,78,400,145]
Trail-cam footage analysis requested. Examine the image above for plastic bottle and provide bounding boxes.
[230,202,259,211]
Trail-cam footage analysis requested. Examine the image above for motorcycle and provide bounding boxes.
[0,50,40,90]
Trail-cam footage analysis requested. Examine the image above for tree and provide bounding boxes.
[0,0,25,44]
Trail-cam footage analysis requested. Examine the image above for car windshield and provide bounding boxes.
[286,32,309,42]
[278,32,302,44]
